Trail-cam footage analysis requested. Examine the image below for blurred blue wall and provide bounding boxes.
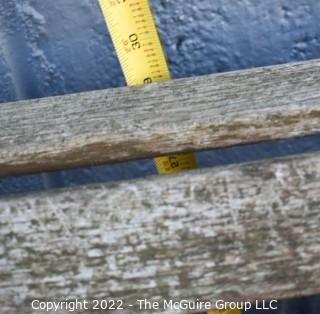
[1,0,320,102]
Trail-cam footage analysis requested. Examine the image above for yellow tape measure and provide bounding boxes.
[98,4,240,313]
[98,0,169,85]
[98,0,196,174]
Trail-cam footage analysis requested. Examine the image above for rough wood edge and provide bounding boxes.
[1,59,320,177]
[1,151,320,313]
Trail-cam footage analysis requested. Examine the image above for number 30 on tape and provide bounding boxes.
[98,0,197,174]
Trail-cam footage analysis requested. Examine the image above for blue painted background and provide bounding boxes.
[0,1,320,311]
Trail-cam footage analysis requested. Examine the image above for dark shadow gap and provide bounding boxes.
[1,134,320,197]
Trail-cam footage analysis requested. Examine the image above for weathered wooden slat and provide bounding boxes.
[1,152,320,313]
[1,59,320,177]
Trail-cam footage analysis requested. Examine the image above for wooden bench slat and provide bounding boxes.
[1,152,320,313]
[1,59,320,177]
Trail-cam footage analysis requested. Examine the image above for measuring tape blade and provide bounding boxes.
[98,0,197,173]
[98,4,240,314]
[98,0,170,85]
[154,152,197,174]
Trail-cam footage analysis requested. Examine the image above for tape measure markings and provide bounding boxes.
[99,0,170,86]
[98,0,197,174]
[98,5,239,314]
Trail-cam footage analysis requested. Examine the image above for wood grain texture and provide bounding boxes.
[1,152,320,313]
[1,59,320,177]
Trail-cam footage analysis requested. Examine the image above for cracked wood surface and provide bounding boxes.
[1,152,320,313]
[1,59,320,177]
